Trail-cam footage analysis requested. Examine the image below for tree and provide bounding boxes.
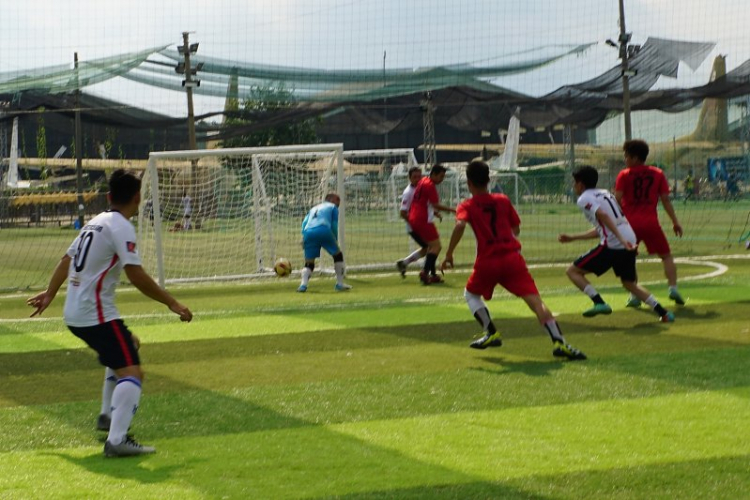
[220,84,319,148]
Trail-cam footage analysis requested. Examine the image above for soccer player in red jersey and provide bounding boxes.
[615,139,685,306]
[441,160,586,360]
[407,164,456,284]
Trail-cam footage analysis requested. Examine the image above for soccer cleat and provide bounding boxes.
[582,303,612,317]
[96,414,111,432]
[297,284,308,293]
[669,289,685,306]
[552,341,587,361]
[103,436,155,458]
[660,311,675,323]
[429,274,444,284]
[626,297,642,308]
[419,271,431,285]
[396,260,407,278]
[334,283,352,292]
[469,331,503,349]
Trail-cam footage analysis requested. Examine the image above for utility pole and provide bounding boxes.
[618,0,633,141]
[421,92,436,167]
[74,52,84,228]
[177,32,201,150]
[176,33,202,228]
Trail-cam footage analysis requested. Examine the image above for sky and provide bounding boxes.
[1,0,748,118]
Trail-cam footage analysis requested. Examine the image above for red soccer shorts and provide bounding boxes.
[409,221,439,243]
[466,251,539,300]
[631,221,671,255]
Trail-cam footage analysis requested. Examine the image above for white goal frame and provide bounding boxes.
[143,144,344,287]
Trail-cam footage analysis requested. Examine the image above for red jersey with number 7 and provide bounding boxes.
[615,165,669,226]
[455,193,521,260]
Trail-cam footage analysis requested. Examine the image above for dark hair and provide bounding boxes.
[429,164,447,176]
[324,192,339,203]
[466,160,490,188]
[109,169,141,204]
[407,166,421,177]
[572,165,599,189]
[623,139,649,162]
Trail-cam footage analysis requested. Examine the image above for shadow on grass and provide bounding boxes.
[472,357,566,377]
[43,451,185,485]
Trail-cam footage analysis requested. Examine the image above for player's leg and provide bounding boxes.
[614,250,674,322]
[464,288,502,349]
[298,259,315,292]
[659,253,684,305]
[566,247,612,316]
[520,294,587,360]
[397,232,428,278]
[299,230,321,292]
[96,367,117,431]
[621,280,674,322]
[331,252,351,291]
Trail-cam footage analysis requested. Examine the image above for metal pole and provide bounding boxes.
[74,52,85,227]
[182,32,197,151]
[618,0,633,141]
[383,50,388,150]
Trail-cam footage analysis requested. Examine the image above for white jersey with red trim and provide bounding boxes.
[400,184,417,232]
[64,210,142,327]
[576,188,636,250]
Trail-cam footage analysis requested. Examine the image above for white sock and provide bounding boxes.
[107,377,142,445]
[334,261,345,286]
[644,295,659,308]
[583,284,599,299]
[403,249,422,265]
[300,267,312,286]
[100,368,117,416]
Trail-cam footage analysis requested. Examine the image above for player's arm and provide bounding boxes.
[124,265,192,322]
[433,202,456,214]
[594,209,635,250]
[659,192,683,237]
[614,189,624,204]
[399,209,409,222]
[27,254,71,317]
[558,227,598,243]
[441,219,467,270]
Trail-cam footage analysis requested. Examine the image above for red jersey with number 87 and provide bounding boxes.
[615,165,669,226]
[456,193,521,260]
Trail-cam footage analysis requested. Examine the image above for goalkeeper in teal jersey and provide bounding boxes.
[298,193,352,292]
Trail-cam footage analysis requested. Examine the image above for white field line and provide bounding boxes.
[1,254,745,324]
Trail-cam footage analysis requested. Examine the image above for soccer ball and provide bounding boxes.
[274,258,292,277]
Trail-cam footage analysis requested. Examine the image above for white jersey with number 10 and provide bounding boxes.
[64,210,142,327]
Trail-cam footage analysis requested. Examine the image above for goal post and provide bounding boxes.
[139,144,344,287]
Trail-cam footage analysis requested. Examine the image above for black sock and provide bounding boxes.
[592,294,605,305]
[425,253,438,275]
[473,308,497,335]
[654,304,668,316]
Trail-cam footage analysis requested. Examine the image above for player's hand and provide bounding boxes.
[440,256,454,271]
[169,301,193,322]
[558,234,572,243]
[27,291,53,317]
[673,224,683,237]
[434,211,443,222]
[132,334,141,350]
[623,241,636,251]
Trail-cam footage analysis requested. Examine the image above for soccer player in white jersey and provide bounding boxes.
[27,170,193,457]
[297,193,351,292]
[558,166,675,322]
[395,167,429,277]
